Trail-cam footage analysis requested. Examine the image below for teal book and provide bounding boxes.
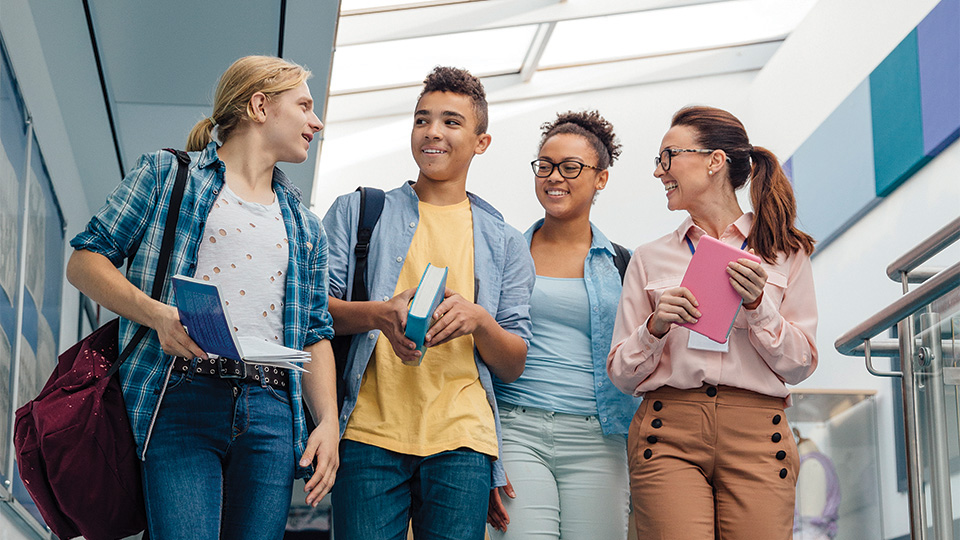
[403,263,448,365]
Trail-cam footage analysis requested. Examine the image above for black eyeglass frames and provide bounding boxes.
[531,159,603,179]
[654,148,718,172]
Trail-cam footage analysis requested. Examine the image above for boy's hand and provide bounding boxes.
[487,475,516,532]
[375,287,421,363]
[425,288,493,347]
[300,417,340,507]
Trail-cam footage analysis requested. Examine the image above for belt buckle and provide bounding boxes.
[217,356,246,380]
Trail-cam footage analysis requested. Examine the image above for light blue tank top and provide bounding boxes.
[494,276,597,415]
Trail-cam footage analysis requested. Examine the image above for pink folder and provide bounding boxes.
[678,235,762,344]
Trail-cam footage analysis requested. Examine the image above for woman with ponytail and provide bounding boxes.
[607,105,818,539]
[487,111,639,540]
[67,56,337,539]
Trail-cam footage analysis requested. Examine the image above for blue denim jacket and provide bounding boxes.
[520,219,641,435]
[70,143,334,479]
[322,182,535,488]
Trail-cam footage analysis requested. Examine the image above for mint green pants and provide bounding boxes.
[489,403,630,540]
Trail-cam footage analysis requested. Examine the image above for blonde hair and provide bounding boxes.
[186,55,311,151]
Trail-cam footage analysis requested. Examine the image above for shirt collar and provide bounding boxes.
[674,212,755,243]
[523,219,616,256]
[198,141,303,203]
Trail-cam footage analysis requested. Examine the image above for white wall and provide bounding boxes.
[747,0,957,538]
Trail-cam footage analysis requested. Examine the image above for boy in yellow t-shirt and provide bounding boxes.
[323,67,535,540]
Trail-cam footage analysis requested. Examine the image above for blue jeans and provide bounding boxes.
[332,439,492,540]
[142,371,295,540]
[489,404,630,540]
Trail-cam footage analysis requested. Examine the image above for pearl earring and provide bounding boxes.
[708,170,714,176]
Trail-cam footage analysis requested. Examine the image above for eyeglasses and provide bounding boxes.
[531,159,603,179]
[654,148,719,172]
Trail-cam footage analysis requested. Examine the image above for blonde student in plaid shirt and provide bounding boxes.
[67,56,338,540]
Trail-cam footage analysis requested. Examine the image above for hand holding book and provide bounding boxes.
[171,275,311,371]
[402,263,448,365]
[648,236,762,344]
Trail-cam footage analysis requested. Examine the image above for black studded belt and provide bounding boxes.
[171,356,289,390]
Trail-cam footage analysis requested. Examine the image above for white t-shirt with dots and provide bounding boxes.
[194,184,289,345]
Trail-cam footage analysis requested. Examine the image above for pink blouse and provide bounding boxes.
[607,213,818,405]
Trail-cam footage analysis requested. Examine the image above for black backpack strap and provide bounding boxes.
[351,187,385,302]
[611,242,631,284]
[108,149,191,377]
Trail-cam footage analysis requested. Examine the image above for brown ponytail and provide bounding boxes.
[671,106,815,263]
[748,146,815,262]
[186,56,311,152]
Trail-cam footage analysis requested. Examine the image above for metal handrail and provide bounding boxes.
[886,217,960,281]
[836,261,960,355]
[847,338,957,357]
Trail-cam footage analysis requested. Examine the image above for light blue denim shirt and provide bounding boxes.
[322,182,535,488]
[515,219,642,435]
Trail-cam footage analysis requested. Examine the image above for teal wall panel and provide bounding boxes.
[869,30,929,197]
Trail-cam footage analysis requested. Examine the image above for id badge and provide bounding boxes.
[688,330,729,352]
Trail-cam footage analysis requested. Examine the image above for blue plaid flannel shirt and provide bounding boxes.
[70,142,334,479]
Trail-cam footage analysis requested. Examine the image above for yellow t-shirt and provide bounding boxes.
[342,198,498,458]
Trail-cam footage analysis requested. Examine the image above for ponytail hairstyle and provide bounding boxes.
[539,110,621,169]
[671,106,815,263]
[186,55,311,152]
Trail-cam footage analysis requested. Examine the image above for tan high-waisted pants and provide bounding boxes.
[628,384,799,540]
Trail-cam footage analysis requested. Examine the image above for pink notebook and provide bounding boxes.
[679,235,762,344]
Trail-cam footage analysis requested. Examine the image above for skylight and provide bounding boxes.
[539,0,816,68]
[329,25,539,93]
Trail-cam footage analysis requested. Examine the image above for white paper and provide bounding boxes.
[687,329,729,352]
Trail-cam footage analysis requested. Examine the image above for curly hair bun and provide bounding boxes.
[540,110,621,169]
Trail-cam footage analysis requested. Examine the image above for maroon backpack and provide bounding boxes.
[13,149,189,540]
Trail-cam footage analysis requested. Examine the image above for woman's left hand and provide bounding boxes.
[727,253,767,309]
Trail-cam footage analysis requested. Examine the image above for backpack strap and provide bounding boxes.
[351,187,385,302]
[107,149,191,378]
[611,242,631,284]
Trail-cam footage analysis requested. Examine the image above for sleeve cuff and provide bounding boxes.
[744,294,778,329]
[638,314,668,357]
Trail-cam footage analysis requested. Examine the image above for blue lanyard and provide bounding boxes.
[685,236,748,255]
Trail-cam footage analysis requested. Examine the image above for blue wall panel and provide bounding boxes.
[870,30,929,197]
[792,80,878,243]
[918,0,960,155]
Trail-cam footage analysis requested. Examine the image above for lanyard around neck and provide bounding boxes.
[685,235,748,256]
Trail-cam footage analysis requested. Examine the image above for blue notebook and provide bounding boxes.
[402,263,448,365]
[170,275,310,369]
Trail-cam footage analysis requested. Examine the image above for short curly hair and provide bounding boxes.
[419,66,489,134]
[539,110,621,169]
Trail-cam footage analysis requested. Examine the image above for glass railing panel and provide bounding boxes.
[787,390,884,540]
[913,290,960,539]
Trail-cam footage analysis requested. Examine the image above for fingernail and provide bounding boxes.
[300,460,309,466]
